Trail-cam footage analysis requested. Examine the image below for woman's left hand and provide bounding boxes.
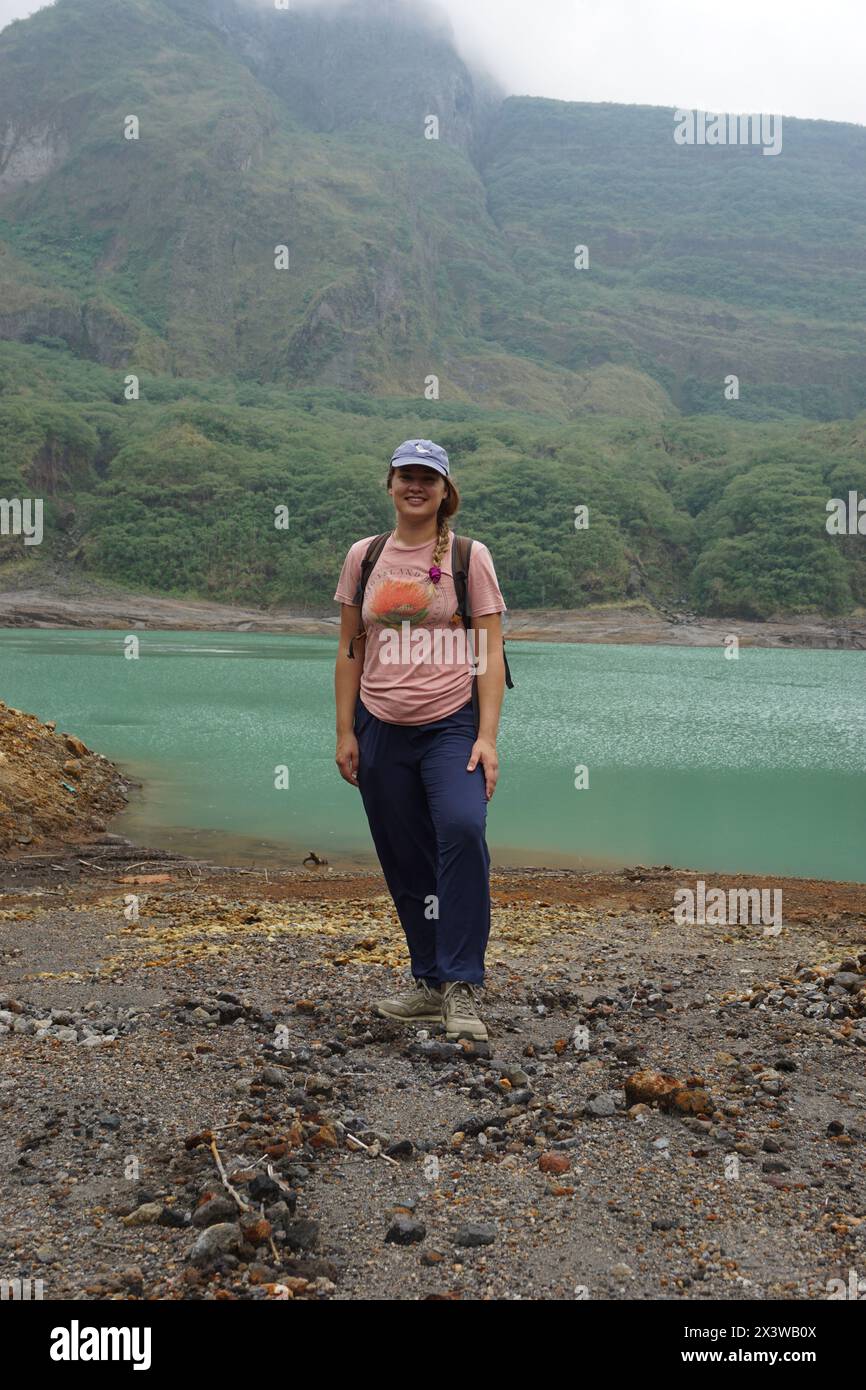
[467,737,499,800]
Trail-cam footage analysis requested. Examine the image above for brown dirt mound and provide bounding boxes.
[0,701,130,854]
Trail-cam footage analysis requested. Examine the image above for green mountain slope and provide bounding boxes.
[0,0,864,617]
[481,99,866,420]
[4,0,865,416]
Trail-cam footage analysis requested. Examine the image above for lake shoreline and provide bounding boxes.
[3,831,865,903]
[1,585,865,649]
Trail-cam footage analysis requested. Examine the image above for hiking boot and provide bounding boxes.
[442,981,488,1043]
[373,977,443,1023]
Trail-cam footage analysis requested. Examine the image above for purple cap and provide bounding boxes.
[390,439,450,477]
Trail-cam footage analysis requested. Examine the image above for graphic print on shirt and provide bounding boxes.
[364,562,456,631]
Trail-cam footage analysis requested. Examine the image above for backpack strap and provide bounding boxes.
[451,534,515,709]
[452,533,474,627]
[347,532,389,660]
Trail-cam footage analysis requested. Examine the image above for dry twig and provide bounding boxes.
[209,1138,251,1212]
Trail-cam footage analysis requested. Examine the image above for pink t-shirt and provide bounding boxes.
[334,533,507,724]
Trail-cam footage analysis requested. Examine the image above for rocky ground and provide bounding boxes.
[0,844,863,1302]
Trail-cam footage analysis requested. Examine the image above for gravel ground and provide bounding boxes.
[0,847,864,1302]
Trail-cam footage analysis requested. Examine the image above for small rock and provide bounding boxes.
[122,1202,162,1227]
[384,1139,414,1159]
[189,1222,243,1266]
[191,1196,237,1228]
[305,1073,334,1097]
[158,1206,189,1229]
[833,973,862,992]
[585,1092,618,1118]
[282,1219,320,1252]
[501,1066,529,1086]
[453,1223,496,1247]
[259,1067,287,1089]
[538,1151,571,1174]
[385,1215,426,1245]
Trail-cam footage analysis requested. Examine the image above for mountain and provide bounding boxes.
[3,0,866,417]
[0,0,864,618]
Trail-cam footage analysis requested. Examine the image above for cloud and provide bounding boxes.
[2,0,865,123]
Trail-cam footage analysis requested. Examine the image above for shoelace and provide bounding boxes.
[443,982,479,1017]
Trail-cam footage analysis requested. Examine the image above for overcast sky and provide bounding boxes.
[1,0,864,125]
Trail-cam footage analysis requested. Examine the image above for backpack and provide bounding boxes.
[347,531,514,732]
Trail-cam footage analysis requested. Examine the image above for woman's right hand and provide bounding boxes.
[335,732,361,787]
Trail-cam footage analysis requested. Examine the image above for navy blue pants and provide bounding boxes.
[353,693,491,987]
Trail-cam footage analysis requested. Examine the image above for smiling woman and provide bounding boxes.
[332,438,508,1045]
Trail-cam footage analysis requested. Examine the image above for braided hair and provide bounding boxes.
[430,509,452,573]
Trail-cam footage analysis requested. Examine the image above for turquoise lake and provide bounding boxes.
[1,629,864,882]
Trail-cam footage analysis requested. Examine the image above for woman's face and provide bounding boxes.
[389,465,448,524]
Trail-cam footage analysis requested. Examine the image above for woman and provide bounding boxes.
[333,438,507,1044]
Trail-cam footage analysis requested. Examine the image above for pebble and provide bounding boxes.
[189,1222,243,1265]
[265,1200,298,1231]
[158,1206,189,1229]
[385,1216,426,1245]
[282,1219,320,1252]
[501,1066,529,1086]
[538,1151,571,1174]
[384,1140,414,1159]
[833,972,861,992]
[584,1092,618,1118]
[305,1073,335,1097]
[122,1202,163,1227]
[191,1196,237,1228]
[259,1067,287,1089]
[453,1224,496,1247]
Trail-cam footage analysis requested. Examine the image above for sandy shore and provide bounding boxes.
[2,583,865,648]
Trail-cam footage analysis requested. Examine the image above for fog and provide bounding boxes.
[0,0,864,123]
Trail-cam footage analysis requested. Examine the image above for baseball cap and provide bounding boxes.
[390,439,450,477]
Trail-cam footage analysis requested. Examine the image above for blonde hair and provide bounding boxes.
[387,464,461,570]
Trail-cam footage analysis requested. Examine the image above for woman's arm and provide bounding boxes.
[467,612,505,798]
[472,612,505,740]
[334,603,365,785]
